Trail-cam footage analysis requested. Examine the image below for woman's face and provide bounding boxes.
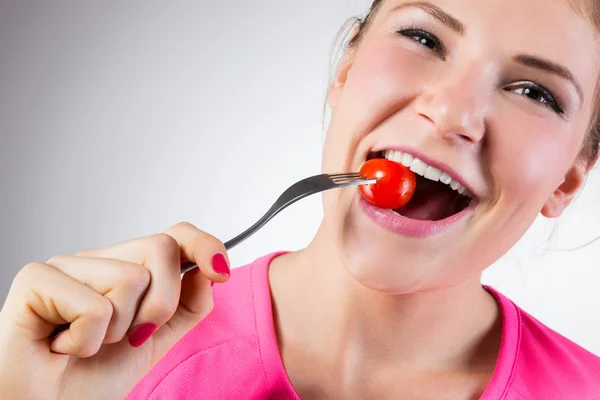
[322,0,599,293]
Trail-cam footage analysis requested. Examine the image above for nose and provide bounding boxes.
[414,62,490,144]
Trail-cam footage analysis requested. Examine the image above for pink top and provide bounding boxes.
[126,252,600,399]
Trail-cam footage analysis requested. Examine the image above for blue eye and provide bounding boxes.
[398,29,445,57]
[506,81,564,114]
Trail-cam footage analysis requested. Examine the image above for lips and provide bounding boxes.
[358,195,478,238]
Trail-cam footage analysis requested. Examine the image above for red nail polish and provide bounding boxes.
[128,323,157,348]
[212,253,230,277]
[211,281,215,287]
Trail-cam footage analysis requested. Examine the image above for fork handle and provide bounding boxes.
[180,175,357,274]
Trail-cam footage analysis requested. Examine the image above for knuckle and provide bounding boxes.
[74,247,98,257]
[165,221,204,238]
[172,221,196,231]
[150,233,180,256]
[74,249,88,257]
[46,254,69,266]
[87,296,114,324]
[10,263,53,304]
[16,262,47,283]
[122,264,151,291]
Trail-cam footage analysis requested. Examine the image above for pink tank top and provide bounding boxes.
[126,252,600,399]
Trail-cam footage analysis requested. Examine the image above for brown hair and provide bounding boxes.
[339,0,600,164]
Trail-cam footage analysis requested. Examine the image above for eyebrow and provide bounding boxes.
[390,1,584,105]
[514,55,584,103]
[390,1,465,35]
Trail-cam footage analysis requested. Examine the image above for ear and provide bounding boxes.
[326,27,360,110]
[326,55,353,110]
[541,157,591,218]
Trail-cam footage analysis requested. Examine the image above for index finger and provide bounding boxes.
[77,222,230,282]
[164,222,231,280]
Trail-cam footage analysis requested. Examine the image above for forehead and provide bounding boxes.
[378,0,597,49]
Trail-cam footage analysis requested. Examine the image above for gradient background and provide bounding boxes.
[1,1,599,355]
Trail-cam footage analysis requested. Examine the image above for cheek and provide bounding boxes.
[323,40,431,172]
[489,115,579,203]
[350,40,434,111]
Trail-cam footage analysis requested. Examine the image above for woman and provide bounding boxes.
[1,0,599,398]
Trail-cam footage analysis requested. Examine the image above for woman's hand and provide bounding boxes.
[0,222,229,400]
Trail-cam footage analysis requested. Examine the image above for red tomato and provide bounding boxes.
[359,158,417,209]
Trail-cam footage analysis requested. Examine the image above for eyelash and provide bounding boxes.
[396,27,566,115]
[505,81,564,115]
[398,27,445,57]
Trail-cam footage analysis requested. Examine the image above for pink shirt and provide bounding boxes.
[126,252,600,399]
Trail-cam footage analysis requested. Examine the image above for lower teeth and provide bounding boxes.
[386,209,401,216]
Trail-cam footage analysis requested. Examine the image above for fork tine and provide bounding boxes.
[328,172,362,177]
[328,172,363,180]
[330,174,371,184]
[331,177,369,184]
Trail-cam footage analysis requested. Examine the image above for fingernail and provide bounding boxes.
[128,323,157,348]
[212,253,230,277]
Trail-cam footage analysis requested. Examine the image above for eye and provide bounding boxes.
[506,81,564,114]
[398,29,445,57]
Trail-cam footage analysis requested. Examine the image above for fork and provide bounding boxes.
[180,172,376,274]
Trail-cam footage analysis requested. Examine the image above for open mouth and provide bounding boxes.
[366,150,478,221]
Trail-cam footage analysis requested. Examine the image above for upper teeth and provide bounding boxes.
[383,150,473,198]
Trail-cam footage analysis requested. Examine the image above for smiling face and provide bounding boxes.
[321,0,600,293]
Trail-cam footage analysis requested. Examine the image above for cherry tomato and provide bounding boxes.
[359,158,417,209]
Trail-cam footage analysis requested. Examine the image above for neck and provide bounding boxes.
[269,222,502,375]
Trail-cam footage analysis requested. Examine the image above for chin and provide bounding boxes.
[324,189,492,294]
[323,190,431,294]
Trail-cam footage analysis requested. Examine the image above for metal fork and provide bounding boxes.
[180,172,376,274]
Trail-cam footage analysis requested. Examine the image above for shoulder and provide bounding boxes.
[126,252,283,400]
[500,293,600,399]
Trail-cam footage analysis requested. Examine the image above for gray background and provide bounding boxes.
[1,1,599,355]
